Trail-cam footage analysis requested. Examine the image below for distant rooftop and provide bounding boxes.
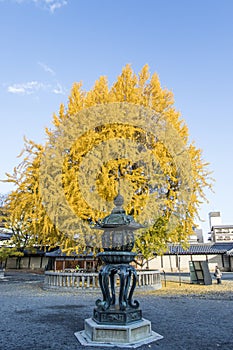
[209,212,221,217]
[0,228,13,241]
[211,225,233,229]
[167,242,233,255]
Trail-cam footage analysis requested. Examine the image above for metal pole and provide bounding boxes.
[163,270,166,287]
[178,256,181,286]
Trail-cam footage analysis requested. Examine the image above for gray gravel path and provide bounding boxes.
[1,271,233,350]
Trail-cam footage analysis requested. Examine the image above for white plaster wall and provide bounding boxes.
[6,257,48,269]
[145,254,225,272]
[5,257,17,268]
[207,255,222,271]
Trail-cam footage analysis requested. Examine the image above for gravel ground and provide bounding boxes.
[1,271,233,350]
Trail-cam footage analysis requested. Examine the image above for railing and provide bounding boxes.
[44,270,161,291]
[137,270,161,290]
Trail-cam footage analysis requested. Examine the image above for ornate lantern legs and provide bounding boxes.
[93,256,142,325]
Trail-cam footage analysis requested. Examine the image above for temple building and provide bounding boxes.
[208,212,233,242]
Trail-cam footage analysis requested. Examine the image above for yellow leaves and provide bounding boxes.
[3,140,62,249]
[51,105,66,130]
[163,108,189,142]
[59,103,66,121]
[4,64,213,255]
[62,123,151,221]
[85,76,110,106]
[110,64,138,103]
[146,73,174,113]
[67,82,84,116]
[52,113,61,127]
[135,216,169,258]
[138,64,150,88]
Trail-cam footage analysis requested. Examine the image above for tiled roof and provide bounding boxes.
[0,229,13,241]
[45,249,94,257]
[227,248,233,256]
[23,248,45,256]
[45,249,67,257]
[0,233,11,241]
[167,242,233,255]
[212,225,233,229]
[43,244,233,257]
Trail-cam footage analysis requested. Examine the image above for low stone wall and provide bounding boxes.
[44,270,161,291]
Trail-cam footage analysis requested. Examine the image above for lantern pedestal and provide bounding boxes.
[75,318,163,348]
[93,307,142,325]
[75,194,163,347]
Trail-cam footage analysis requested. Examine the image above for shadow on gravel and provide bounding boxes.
[1,271,233,350]
[47,305,85,310]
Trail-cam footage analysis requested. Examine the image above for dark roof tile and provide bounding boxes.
[167,242,233,255]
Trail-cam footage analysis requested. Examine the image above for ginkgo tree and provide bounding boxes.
[4,64,212,258]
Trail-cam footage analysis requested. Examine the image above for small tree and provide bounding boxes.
[0,244,23,269]
[1,193,24,269]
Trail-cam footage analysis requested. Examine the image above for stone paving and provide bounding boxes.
[1,271,233,350]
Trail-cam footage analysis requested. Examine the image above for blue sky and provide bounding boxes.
[1,0,233,239]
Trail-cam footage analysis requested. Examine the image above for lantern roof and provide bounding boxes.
[93,194,144,230]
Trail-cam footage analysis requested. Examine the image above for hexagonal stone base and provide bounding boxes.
[93,307,142,325]
[75,318,163,348]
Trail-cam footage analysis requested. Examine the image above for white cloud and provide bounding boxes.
[34,0,68,13]
[3,0,68,13]
[7,81,47,95]
[7,80,66,95]
[38,61,55,76]
[52,82,66,95]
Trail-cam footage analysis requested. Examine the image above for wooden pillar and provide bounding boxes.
[28,256,31,269]
[40,256,43,269]
[221,254,224,269]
